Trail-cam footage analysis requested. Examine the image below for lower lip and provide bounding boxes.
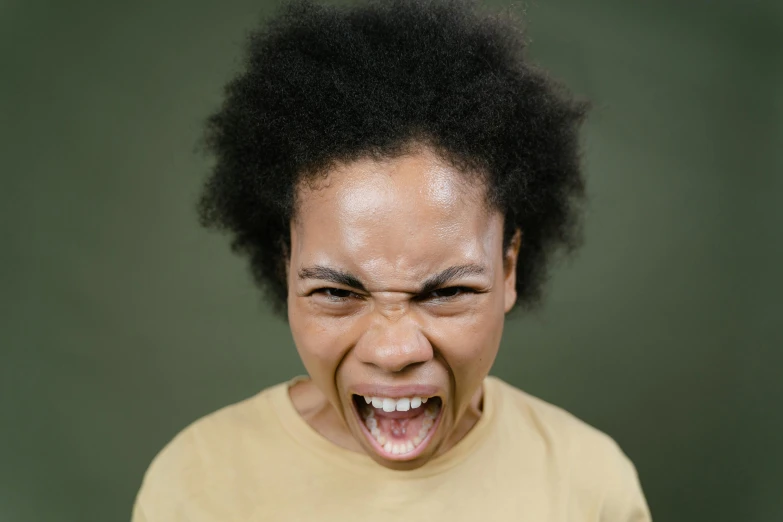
[351,398,444,461]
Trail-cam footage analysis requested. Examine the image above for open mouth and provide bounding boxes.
[351,394,444,461]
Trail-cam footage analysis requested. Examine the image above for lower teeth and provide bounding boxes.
[362,402,440,455]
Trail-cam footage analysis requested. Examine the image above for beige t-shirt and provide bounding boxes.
[131,376,651,521]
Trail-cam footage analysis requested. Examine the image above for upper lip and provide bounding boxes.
[351,384,442,398]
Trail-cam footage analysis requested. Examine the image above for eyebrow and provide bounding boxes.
[297,263,488,295]
[298,266,367,292]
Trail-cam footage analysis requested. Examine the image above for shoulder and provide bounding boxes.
[491,376,622,459]
[490,377,652,521]
[132,381,290,520]
[146,383,284,474]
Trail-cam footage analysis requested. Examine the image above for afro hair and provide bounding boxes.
[197,0,589,319]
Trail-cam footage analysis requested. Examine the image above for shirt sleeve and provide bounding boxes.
[599,449,652,522]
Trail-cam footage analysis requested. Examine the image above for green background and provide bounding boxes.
[2,0,781,520]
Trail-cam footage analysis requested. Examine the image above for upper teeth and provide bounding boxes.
[363,395,430,412]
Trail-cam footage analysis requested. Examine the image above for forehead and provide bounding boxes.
[292,148,503,284]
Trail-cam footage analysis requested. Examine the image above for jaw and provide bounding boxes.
[348,395,445,468]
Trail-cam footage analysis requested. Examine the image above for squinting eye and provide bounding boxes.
[315,288,355,300]
[427,287,471,299]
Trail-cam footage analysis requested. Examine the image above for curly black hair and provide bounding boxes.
[197,0,588,320]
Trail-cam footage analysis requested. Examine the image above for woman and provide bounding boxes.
[132,0,651,520]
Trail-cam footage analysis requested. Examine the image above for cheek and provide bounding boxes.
[426,306,504,374]
[289,302,355,371]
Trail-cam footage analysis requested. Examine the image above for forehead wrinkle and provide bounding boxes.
[350,255,428,294]
[355,239,495,293]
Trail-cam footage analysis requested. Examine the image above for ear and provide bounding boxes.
[503,228,522,313]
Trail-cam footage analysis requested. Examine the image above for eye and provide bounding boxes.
[312,287,358,301]
[424,286,473,300]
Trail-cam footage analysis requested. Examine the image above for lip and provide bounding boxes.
[349,393,445,462]
[350,384,442,399]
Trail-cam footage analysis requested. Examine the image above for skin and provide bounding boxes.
[286,144,522,470]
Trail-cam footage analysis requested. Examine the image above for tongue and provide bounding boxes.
[357,398,442,453]
[375,411,427,442]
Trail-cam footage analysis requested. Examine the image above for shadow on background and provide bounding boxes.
[1,0,781,521]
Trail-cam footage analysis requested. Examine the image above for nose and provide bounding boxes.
[354,312,433,373]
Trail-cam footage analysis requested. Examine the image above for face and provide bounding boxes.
[287,145,521,470]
